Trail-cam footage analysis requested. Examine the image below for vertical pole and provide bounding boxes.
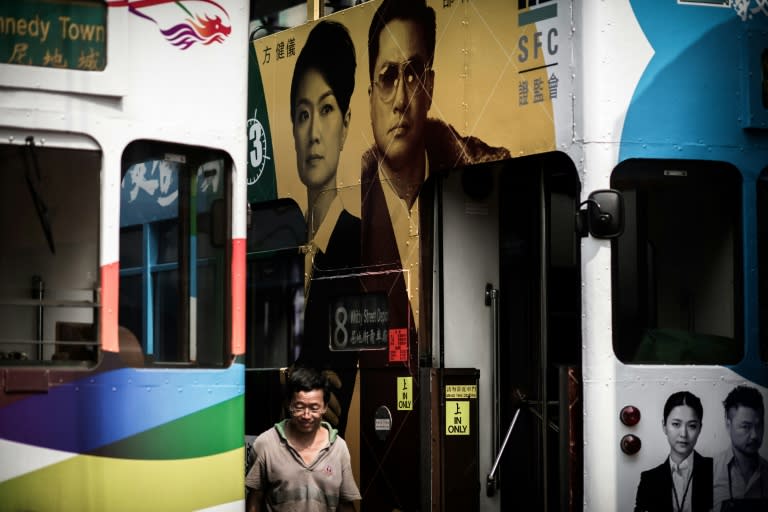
[559,367,569,512]
[485,283,500,487]
[539,172,549,511]
[33,275,44,360]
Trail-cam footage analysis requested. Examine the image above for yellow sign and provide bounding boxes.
[446,401,469,436]
[397,376,412,410]
[445,385,477,399]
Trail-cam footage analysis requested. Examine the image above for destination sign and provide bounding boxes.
[1,0,106,71]
[329,293,388,351]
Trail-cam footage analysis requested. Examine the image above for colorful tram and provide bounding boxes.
[0,1,249,510]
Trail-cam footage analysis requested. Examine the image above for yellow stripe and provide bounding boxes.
[0,448,245,511]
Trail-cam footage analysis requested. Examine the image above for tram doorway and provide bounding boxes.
[434,153,582,512]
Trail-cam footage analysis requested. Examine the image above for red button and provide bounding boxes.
[620,434,642,455]
[620,405,641,426]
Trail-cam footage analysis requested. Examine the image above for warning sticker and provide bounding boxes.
[388,328,408,362]
[446,401,470,436]
[397,376,413,410]
[445,385,477,399]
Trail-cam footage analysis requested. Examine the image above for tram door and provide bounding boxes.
[437,154,582,512]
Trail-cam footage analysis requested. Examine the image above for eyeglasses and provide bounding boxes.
[290,403,324,416]
[372,58,430,104]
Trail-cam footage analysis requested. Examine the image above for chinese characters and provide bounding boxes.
[261,37,297,64]
[1,7,105,70]
[518,73,559,106]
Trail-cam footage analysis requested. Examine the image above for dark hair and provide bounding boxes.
[290,20,356,123]
[288,366,330,405]
[723,385,764,418]
[663,391,704,424]
[367,0,436,81]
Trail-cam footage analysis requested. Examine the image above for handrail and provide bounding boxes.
[485,283,500,473]
[486,407,521,497]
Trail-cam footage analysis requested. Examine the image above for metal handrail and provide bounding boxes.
[486,407,521,497]
[485,284,500,473]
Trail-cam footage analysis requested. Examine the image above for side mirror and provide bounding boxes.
[576,189,624,239]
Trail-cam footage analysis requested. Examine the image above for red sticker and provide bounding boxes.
[388,328,408,363]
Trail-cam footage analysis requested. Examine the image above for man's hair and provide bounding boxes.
[290,20,356,123]
[367,0,436,81]
[663,391,704,424]
[288,366,330,405]
[723,385,764,418]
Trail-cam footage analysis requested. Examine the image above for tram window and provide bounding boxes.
[119,141,231,367]
[154,220,179,264]
[245,200,306,369]
[0,143,100,365]
[120,225,143,268]
[758,169,768,363]
[611,160,743,364]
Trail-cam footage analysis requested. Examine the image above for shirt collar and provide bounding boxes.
[275,418,338,444]
[310,195,343,254]
[670,452,695,475]
[725,448,768,472]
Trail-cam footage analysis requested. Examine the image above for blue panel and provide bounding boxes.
[623,1,768,387]
[0,363,245,453]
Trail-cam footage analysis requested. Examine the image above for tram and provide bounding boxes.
[0,1,249,510]
[245,1,768,511]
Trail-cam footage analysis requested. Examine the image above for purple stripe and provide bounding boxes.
[0,364,243,453]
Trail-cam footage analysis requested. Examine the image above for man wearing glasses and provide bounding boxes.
[361,0,510,357]
[245,367,361,512]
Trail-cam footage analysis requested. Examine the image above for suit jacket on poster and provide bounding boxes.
[301,209,360,434]
[634,451,714,512]
[360,118,511,366]
[302,209,362,356]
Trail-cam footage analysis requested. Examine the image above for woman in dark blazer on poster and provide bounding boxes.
[288,20,360,435]
[635,391,713,512]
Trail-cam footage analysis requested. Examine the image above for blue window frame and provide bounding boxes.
[119,141,231,367]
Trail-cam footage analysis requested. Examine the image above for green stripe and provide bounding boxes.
[518,4,557,26]
[91,394,244,459]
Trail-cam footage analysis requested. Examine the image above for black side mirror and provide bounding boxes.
[576,189,624,239]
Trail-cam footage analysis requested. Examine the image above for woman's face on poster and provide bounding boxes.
[292,68,350,192]
[663,405,702,461]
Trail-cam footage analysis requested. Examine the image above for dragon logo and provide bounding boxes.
[107,0,231,50]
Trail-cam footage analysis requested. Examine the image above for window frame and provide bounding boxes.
[610,158,744,365]
[119,140,232,368]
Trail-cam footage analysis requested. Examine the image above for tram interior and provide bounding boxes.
[612,161,742,364]
[0,143,100,363]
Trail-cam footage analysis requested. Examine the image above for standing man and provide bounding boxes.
[246,367,361,512]
[361,0,510,352]
[713,385,768,510]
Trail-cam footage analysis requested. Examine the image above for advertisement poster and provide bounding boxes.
[247,0,569,365]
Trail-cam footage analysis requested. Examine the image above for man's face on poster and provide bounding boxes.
[369,18,434,172]
[726,405,764,457]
